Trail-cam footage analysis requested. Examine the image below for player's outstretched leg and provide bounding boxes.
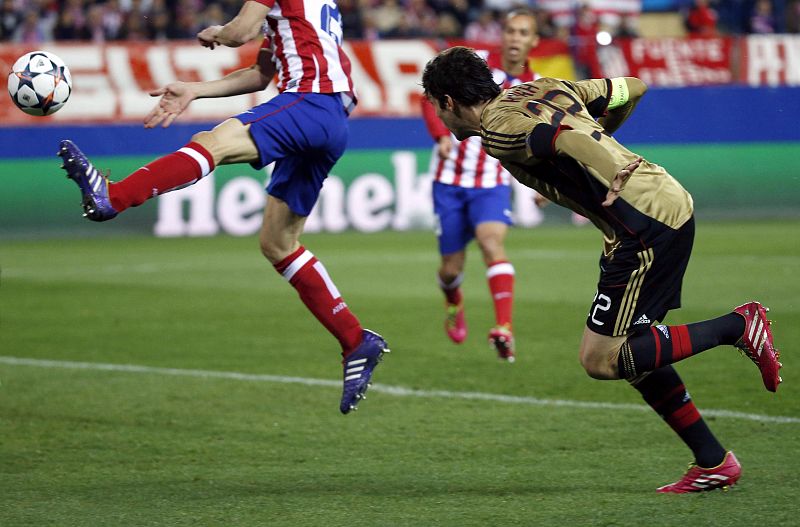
[618,301,782,391]
[340,329,390,414]
[733,301,782,392]
[657,451,742,494]
[58,140,118,221]
[58,138,216,221]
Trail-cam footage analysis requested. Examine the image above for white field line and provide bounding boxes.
[1,356,798,425]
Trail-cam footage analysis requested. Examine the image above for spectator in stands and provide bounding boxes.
[369,0,405,38]
[52,0,86,40]
[686,0,718,35]
[464,9,502,43]
[199,2,227,28]
[787,0,800,32]
[13,9,46,43]
[32,0,58,39]
[148,7,171,40]
[142,0,168,38]
[531,5,557,39]
[360,6,380,40]
[10,0,773,47]
[571,3,602,78]
[436,11,463,36]
[716,0,751,34]
[383,13,430,37]
[168,9,200,39]
[434,0,471,34]
[339,0,366,39]
[65,0,87,23]
[150,0,168,12]
[85,3,110,42]
[483,0,522,13]
[103,0,125,39]
[0,0,22,41]
[53,6,85,39]
[617,14,639,38]
[218,0,240,19]
[119,6,150,40]
[750,0,777,33]
[406,0,440,36]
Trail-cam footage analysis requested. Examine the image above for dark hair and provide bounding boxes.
[505,7,536,22]
[422,46,501,109]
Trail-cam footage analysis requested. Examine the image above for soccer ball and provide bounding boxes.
[7,51,72,116]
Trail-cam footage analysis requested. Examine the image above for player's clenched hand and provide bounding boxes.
[602,156,642,207]
[144,82,196,129]
[197,25,223,49]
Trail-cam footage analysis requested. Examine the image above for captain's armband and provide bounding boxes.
[607,78,630,110]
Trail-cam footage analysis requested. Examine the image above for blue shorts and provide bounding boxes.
[433,181,513,255]
[235,92,348,216]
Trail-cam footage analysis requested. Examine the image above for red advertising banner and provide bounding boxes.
[5,35,796,125]
[613,37,734,86]
[741,34,800,86]
[0,39,573,125]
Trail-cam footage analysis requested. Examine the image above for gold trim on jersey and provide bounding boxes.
[619,341,636,379]
[613,248,654,336]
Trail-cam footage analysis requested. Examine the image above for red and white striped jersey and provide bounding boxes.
[253,0,355,95]
[422,51,538,188]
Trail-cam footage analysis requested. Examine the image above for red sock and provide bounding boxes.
[487,261,514,328]
[109,142,215,211]
[437,273,463,305]
[274,246,363,356]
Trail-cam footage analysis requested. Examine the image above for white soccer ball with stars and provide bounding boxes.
[7,51,72,116]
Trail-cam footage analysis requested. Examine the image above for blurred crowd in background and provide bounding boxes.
[1,0,799,45]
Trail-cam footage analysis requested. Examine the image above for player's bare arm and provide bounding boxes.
[598,77,647,134]
[198,1,268,49]
[144,49,276,129]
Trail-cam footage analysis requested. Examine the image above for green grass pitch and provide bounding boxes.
[1,221,799,526]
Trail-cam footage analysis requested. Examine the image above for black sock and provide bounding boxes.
[618,313,745,378]
[630,365,726,468]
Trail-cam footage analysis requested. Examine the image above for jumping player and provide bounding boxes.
[57,0,389,414]
[421,9,539,362]
[421,47,782,492]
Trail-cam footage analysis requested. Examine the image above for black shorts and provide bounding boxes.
[586,217,695,337]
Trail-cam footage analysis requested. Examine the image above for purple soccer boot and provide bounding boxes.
[340,329,390,414]
[58,139,118,221]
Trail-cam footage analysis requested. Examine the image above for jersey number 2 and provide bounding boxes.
[590,292,612,326]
